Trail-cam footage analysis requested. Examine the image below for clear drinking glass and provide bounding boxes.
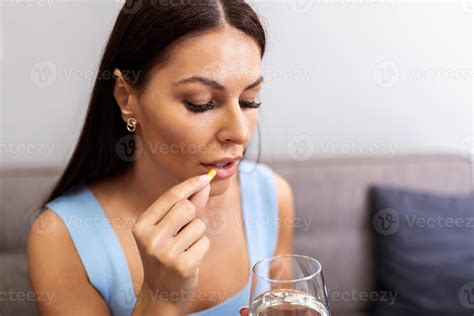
[249,255,331,316]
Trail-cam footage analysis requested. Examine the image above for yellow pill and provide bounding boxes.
[208,169,217,181]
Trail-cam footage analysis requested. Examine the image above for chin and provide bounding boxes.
[209,177,232,196]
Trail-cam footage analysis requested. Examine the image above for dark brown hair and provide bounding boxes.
[40,0,266,211]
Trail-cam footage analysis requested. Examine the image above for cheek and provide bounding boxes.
[246,110,259,136]
[138,94,213,154]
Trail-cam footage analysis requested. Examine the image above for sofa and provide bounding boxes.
[1,154,471,315]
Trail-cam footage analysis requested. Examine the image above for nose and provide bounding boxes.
[216,102,251,145]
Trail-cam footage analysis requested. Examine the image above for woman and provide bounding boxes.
[28,1,295,315]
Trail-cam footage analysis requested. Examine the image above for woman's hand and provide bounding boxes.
[131,173,213,313]
[239,306,249,315]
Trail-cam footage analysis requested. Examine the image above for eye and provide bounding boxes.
[183,101,216,113]
[183,100,263,113]
[240,100,262,109]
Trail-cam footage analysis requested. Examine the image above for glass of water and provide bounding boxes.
[249,254,331,316]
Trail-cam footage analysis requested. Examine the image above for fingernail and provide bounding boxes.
[199,174,210,182]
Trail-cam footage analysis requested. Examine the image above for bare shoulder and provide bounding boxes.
[271,170,295,256]
[28,208,110,315]
[273,172,294,210]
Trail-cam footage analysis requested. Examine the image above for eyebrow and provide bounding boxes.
[173,75,264,91]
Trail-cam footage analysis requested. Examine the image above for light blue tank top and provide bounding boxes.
[46,160,278,316]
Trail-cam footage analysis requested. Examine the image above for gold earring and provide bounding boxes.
[127,118,137,132]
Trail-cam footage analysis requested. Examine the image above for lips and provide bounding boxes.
[206,161,232,168]
[201,156,242,179]
[202,156,242,166]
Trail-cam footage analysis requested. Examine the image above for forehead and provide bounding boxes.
[154,25,262,89]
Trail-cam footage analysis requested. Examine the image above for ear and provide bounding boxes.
[113,68,136,121]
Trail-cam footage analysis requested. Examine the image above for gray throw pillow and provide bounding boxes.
[370,185,474,316]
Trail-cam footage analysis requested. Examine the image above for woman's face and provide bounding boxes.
[126,25,263,196]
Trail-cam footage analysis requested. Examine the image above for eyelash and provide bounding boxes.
[184,100,262,113]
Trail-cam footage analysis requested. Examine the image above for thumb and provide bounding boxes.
[239,307,249,316]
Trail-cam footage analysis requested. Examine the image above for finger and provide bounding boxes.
[189,183,211,213]
[154,199,198,238]
[171,218,207,254]
[179,236,211,270]
[137,173,213,226]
